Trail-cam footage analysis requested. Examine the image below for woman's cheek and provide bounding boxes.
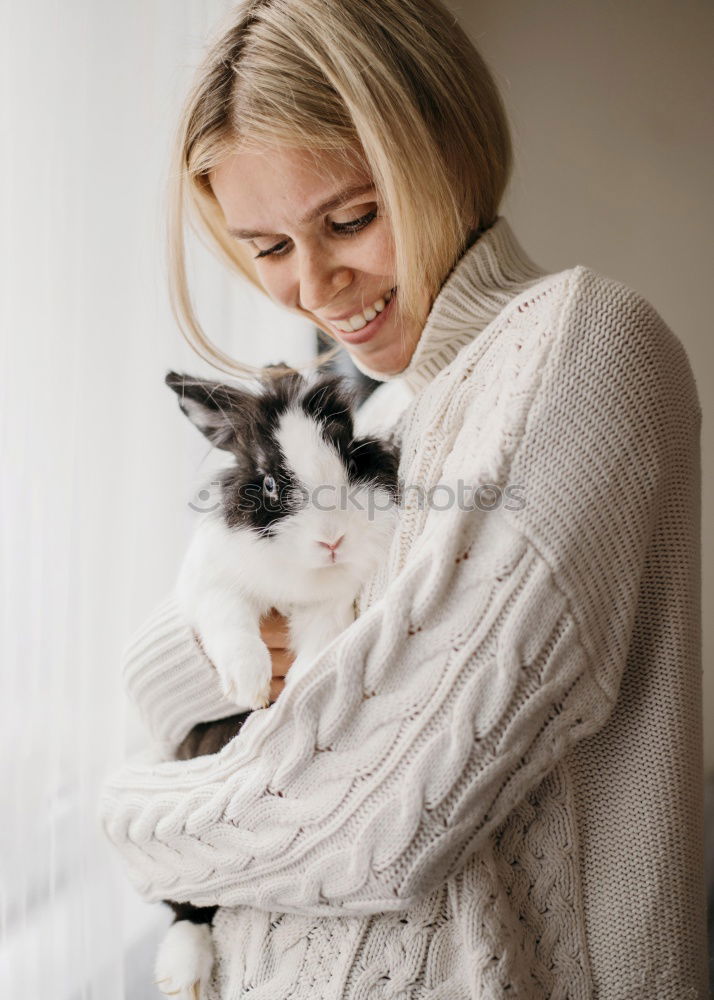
[331,217,394,277]
[360,222,396,277]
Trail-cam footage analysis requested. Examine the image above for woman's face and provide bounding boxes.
[209,146,430,376]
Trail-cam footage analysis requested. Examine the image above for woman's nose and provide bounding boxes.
[297,252,352,314]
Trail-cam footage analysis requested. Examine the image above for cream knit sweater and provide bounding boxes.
[99,218,707,999]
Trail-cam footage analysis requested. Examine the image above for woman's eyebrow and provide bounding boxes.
[228,182,375,239]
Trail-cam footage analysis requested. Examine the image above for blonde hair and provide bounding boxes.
[169,0,512,379]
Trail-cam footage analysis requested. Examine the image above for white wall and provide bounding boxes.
[0,3,314,997]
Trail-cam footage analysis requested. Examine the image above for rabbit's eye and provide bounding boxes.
[263,474,278,497]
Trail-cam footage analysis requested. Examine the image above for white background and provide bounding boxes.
[0,2,314,997]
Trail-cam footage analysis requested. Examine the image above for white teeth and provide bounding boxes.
[331,289,395,332]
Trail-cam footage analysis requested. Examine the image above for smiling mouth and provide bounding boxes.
[328,287,396,333]
[327,288,397,345]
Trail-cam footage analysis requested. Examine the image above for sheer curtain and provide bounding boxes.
[0,3,315,998]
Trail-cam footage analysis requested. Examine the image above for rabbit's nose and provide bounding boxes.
[317,534,345,552]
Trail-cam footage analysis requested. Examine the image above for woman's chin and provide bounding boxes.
[313,305,423,377]
[346,336,415,376]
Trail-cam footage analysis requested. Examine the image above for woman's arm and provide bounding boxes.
[122,597,290,758]
[121,594,238,758]
[99,270,700,917]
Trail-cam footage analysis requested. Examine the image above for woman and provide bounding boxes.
[99,0,706,997]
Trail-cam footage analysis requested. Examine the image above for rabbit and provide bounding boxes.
[153,364,401,1000]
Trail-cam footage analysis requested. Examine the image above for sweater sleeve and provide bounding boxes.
[121,592,244,758]
[98,269,699,917]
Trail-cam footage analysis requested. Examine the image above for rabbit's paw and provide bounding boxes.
[215,634,273,710]
[154,920,214,999]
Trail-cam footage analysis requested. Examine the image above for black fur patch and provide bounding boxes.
[347,434,401,500]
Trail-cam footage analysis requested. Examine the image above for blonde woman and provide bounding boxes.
[99,1,706,997]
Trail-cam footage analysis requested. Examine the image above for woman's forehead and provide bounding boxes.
[209,146,373,237]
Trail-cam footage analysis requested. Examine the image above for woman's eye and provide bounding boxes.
[332,209,378,234]
[252,208,378,259]
[254,240,290,260]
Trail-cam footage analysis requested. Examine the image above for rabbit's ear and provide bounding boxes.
[301,375,356,436]
[260,362,305,398]
[347,435,401,498]
[164,371,257,452]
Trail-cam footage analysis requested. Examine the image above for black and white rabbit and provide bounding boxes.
[154,365,401,1000]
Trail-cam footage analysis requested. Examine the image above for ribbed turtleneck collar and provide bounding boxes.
[348,217,548,392]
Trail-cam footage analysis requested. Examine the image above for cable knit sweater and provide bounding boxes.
[98,218,707,999]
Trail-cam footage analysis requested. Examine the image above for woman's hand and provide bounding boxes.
[260,608,294,702]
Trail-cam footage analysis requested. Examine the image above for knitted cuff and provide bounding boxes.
[121,592,240,751]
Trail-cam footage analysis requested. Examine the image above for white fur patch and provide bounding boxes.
[275,407,347,492]
[154,919,214,997]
